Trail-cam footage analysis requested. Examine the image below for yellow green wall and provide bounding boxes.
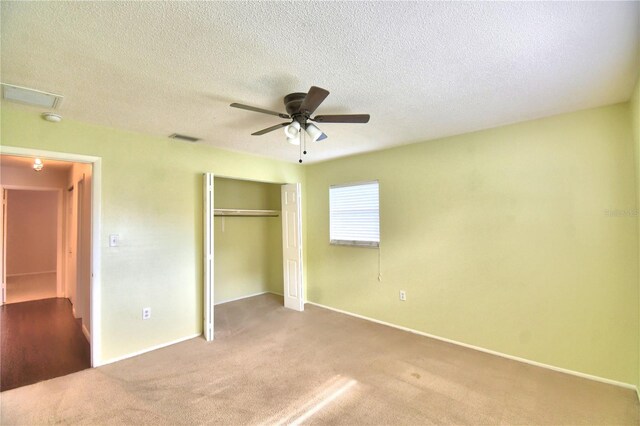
[2,96,639,386]
[0,102,305,362]
[306,103,639,385]
[631,76,640,389]
[214,177,283,302]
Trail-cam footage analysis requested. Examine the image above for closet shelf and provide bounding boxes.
[214,208,280,217]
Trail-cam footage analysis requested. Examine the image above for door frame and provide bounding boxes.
[74,176,85,318]
[202,174,304,339]
[1,186,64,300]
[65,185,75,300]
[0,146,102,367]
[1,189,6,305]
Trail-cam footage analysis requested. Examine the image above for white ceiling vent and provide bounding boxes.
[1,83,63,109]
[169,133,200,142]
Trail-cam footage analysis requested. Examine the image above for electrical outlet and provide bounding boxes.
[142,307,151,320]
[399,290,406,301]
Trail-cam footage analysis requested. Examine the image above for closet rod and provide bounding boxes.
[214,208,280,217]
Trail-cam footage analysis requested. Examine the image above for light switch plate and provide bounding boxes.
[109,234,119,247]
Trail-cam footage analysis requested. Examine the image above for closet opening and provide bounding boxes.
[202,174,303,341]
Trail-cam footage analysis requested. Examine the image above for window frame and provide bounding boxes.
[329,180,380,248]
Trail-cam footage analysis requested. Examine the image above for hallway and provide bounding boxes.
[1,298,90,391]
[6,272,57,304]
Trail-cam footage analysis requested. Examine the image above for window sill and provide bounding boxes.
[330,240,379,248]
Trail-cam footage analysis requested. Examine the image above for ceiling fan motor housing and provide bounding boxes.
[284,92,308,117]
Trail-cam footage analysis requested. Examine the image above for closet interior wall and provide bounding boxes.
[213,177,283,304]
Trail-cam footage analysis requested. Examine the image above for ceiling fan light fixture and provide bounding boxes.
[305,123,327,142]
[229,86,370,161]
[287,133,301,146]
[284,121,301,139]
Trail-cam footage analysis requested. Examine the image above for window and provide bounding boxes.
[329,181,379,247]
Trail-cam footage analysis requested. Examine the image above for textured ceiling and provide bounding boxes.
[1,2,638,163]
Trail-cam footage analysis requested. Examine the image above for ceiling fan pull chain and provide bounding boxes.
[303,127,307,155]
[298,130,303,163]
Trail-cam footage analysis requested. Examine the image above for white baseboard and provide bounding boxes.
[305,301,637,392]
[98,291,275,367]
[215,291,269,306]
[81,323,90,342]
[6,270,56,277]
[98,333,201,367]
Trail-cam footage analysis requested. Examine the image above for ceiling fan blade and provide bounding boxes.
[230,103,290,119]
[251,122,290,136]
[298,86,330,116]
[313,114,370,123]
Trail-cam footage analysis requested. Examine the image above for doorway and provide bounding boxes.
[202,174,303,341]
[0,148,102,389]
[64,175,88,326]
[4,189,59,304]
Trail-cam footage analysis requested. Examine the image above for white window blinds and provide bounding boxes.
[329,181,379,247]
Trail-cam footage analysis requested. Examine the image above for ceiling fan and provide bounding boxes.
[230,86,370,162]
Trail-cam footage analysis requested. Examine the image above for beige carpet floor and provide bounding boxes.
[1,293,638,425]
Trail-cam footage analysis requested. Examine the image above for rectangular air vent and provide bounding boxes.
[1,83,63,109]
[169,133,200,142]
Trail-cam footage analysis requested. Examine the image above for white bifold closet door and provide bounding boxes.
[281,183,303,311]
[203,173,214,341]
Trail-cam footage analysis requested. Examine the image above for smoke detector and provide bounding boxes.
[42,112,62,123]
[1,83,63,108]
